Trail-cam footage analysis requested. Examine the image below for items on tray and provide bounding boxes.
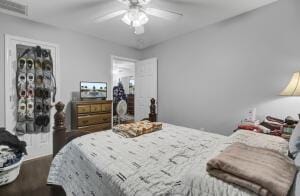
[113,121,162,138]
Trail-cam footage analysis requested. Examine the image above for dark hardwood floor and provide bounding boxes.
[0,155,65,196]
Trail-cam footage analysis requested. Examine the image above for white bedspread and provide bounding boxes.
[47,124,288,196]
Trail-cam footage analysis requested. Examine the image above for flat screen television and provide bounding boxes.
[80,81,107,99]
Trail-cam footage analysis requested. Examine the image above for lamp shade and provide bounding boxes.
[280,72,300,96]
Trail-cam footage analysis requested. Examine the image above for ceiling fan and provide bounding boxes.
[94,0,183,35]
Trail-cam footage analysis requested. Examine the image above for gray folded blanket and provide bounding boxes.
[207,143,296,196]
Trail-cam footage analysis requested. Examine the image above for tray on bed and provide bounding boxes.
[113,121,162,137]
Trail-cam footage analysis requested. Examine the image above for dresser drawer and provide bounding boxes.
[101,104,111,112]
[77,114,111,127]
[90,104,102,113]
[77,105,90,114]
[78,123,111,132]
[100,113,111,123]
[78,115,100,127]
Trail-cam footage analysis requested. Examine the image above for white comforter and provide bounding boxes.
[47,124,288,196]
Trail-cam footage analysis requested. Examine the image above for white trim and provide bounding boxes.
[111,55,137,63]
[4,35,10,127]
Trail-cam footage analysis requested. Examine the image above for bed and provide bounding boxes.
[47,101,296,196]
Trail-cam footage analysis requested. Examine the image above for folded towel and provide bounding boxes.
[207,143,296,196]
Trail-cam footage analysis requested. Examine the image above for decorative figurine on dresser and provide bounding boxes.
[16,45,56,135]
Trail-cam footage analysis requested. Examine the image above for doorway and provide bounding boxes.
[112,56,136,125]
[111,56,158,125]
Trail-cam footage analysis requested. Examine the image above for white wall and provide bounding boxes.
[142,0,300,135]
[0,12,140,129]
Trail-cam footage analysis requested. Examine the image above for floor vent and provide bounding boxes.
[0,0,28,16]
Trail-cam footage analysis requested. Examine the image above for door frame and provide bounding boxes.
[110,55,137,124]
[4,34,60,160]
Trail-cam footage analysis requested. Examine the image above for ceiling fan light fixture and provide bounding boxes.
[122,9,149,27]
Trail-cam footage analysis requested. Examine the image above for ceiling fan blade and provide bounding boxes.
[94,10,127,23]
[134,26,145,35]
[145,8,183,20]
[158,0,200,6]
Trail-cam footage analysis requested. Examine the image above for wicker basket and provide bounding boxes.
[0,157,24,186]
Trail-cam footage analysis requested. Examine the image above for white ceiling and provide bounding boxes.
[3,0,278,49]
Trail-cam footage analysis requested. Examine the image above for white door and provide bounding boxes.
[135,58,157,121]
[5,35,60,160]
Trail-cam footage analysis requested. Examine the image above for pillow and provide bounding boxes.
[289,123,300,157]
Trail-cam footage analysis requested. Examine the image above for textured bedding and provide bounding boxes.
[47,125,289,196]
[207,142,296,196]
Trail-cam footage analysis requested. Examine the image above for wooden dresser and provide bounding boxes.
[71,100,112,133]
